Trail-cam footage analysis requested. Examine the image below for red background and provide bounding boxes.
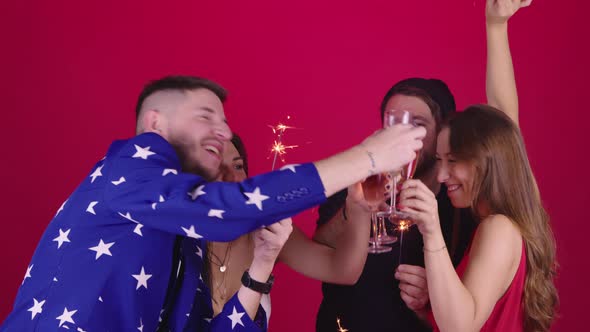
[1,1,588,330]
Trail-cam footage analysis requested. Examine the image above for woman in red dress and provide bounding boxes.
[396,1,558,331]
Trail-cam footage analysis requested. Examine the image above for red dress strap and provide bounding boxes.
[428,240,526,331]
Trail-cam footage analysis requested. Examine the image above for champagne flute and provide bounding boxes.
[381,109,421,263]
[374,110,415,217]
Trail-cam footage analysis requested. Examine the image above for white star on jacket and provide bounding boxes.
[244,187,269,211]
[88,239,114,260]
[208,209,225,219]
[89,165,103,183]
[152,195,165,210]
[55,200,67,217]
[1,132,326,331]
[227,306,245,329]
[27,298,45,320]
[188,185,206,200]
[22,264,33,285]
[111,176,126,185]
[132,267,152,290]
[118,212,139,223]
[132,144,156,160]
[162,168,178,176]
[182,225,203,240]
[52,229,71,249]
[279,164,300,173]
[118,212,144,236]
[56,307,77,327]
[86,201,98,215]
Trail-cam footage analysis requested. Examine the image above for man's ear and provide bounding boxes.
[138,109,165,135]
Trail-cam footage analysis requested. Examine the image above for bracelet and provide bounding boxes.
[423,245,447,253]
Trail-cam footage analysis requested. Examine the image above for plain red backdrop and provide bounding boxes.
[1,0,588,330]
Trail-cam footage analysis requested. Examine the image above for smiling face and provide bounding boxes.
[436,127,476,208]
[162,88,232,180]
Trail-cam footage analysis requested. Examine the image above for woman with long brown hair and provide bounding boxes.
[396,0,558,331]
[203,133,384,329]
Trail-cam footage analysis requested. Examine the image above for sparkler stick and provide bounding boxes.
[397,220,409,265]
[336,318,349,332]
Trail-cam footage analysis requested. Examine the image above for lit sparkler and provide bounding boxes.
[268,116,298,170]
[397,220,409,232]
[336,318,349,332]
[397,220,410,265]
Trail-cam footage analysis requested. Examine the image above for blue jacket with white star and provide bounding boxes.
[1,133,326,332]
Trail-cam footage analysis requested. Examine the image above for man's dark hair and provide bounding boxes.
[380,78,456,129]
[135,75,228,119]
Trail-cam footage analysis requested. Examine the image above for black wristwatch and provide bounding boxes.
[241,270,274,294]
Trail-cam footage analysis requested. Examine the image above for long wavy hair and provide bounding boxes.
[446,105,558,331]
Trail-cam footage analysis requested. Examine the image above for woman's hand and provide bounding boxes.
[486,0,532,25]
[398,179,441,238]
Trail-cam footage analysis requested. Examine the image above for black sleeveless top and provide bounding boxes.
[315,185,476,332]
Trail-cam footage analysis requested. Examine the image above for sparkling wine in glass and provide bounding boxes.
[362,174,398,246]
[362,174,396,253]
[360,174,385,209]
[368,213,392,254]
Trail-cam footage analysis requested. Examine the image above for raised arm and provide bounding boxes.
[312,190,348,248]
[104,133,327,242]
[279,182,372,284]
[485,0,532,125]
[105,124,424,242]
[315,123,424,196]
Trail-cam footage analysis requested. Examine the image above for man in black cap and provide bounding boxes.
[313,78,476,331]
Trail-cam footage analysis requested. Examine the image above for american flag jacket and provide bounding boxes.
[1,132,326,331]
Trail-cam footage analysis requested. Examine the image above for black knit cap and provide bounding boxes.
[380,77,456,121]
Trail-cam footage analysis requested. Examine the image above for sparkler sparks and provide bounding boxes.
[268,116,299,170]
[397,220,409,232]
[270,141,298,156]
[396,219,412,265]
[336,318,349,332]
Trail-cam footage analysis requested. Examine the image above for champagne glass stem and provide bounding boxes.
[390,172,396,212]
[379,216,386,238]
[391,172,399,213]
[371,213,378,249]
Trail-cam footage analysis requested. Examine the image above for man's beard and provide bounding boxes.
[188,161,220,182]
[171,143,220,181]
